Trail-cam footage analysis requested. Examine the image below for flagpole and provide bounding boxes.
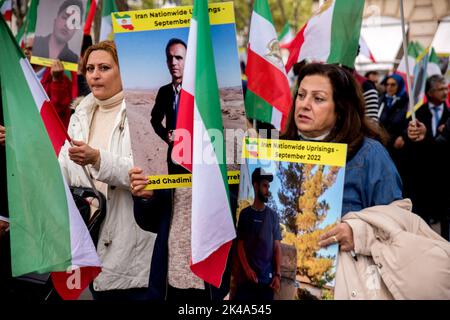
[400,0,416,123]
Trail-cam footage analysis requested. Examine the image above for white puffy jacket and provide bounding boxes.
[59,93,155,291]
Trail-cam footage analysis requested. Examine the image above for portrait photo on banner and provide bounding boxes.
[233,138,347,300]
[113,2,248,188]
[31,0,87,71]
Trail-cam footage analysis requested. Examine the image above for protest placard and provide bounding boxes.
[114,2,247,189]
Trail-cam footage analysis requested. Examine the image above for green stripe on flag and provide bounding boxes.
[253,0,274,25]
[194,0,230,205]
[245,89,273,123]
[328,0,365,68]
[278,22,290,41]
[15,0,38,44]
[429,47,440,64]
[103,0,118,17]
[0,17,71,276]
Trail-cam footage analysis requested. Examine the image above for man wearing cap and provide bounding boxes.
[235,167,282,301]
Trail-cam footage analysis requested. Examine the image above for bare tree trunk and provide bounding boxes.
[245,0,254,45]
[115,0,129,11]
[276,0,287,24]
[293,1,299,33]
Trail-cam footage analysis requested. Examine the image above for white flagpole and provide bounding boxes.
[400,0,416,122]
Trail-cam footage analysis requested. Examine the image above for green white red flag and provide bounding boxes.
[278,22,294,46]
[0,16,101,300]
[359,35,376,63]
[15,0,38,48]
[427,47,442,76]
[173,0,236,288]
[284,0,365,72]
[100,0,119,41]
[0,0,12,23]
[396,41,424,85]
[84,0,97,36]
[245,0,292,131]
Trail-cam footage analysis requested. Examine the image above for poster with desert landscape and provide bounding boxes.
[113,2,247,188]
[235,138,347,300]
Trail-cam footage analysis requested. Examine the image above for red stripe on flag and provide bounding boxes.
[172,89,194,172]
[190,240,232,288]
[51,266,101,300]
[83,0,96,35]
[2,10,11,21]
[284,23,307,73]
[40,101,70,156]
[246,48,292,115]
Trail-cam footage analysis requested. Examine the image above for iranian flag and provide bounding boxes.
[84,0,97,36]
[99,0,118,41]
[285,0,365,72]
[396,41,424,85]
[359,35,376,63]
[278,22,294,46]
[174,0,236,287]
[113,13,134,31]
[245,0,291,131]
[0,0,12,22]
[0,16,101,300]
[428,47,442,76]
[15,0,38,48]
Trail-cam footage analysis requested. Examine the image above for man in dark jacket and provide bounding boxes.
[405,75,450,238]
[150,38,189,175]
[129,167,238,301]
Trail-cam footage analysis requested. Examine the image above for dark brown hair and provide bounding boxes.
[281,63,387,159]
[81,40,119,76]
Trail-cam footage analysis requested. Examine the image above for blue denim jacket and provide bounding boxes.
[342,138,403,216]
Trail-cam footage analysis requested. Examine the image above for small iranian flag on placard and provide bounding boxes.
[113,13,134,31]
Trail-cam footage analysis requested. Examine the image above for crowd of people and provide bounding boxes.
[1,15,450,300]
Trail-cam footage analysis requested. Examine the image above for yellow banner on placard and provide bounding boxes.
[145,170,240,190]
[243,138,347,167]
[30,56,78,72]
[112,2,235,33]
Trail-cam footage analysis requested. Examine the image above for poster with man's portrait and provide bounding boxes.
[31,0,87,71]
[114,2,248,189]
[235,138,347,300]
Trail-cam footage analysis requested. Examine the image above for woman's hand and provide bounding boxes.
[0,125,5,146]
[128,167,154,198]
[68,140,100,166]
[319,222,354,252]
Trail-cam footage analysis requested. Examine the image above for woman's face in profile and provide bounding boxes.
[294,74,337,138]
[85,50,122,100]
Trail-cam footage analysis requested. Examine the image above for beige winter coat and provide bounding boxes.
[335,199,450,300]
[59,93,156,291]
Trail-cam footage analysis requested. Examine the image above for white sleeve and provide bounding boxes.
[89,149,133,189]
